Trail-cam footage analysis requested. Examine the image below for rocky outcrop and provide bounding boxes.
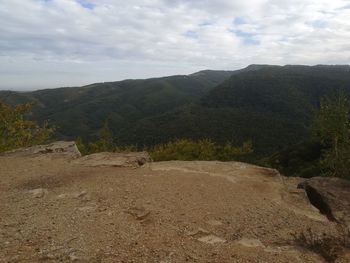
[298,177,350,227]
[74,151,152,168]
[1,141,81,158]
[2,156,349,262]
[1,142,152,168]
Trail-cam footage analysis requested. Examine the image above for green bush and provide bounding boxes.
[75,137,88,155]
[149,138,253,161]
[115,144,138,152]
[312,92,350,179]
[87,122,115,153]
[263,141,323,177]
[75,123,138,155]
[0,101,54,152]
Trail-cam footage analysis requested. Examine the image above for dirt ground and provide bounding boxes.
[0,155,349,262]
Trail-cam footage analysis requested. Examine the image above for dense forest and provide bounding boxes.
[0,70,233,140]
[2,64,350,178]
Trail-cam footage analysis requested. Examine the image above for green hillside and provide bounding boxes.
[2,65,350,158]
[0,70,233,139]
[119,65,350,156]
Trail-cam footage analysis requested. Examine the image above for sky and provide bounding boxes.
[0,0,350,90]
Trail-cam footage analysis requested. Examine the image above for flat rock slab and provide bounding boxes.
[298,177,350,227]
[1,157,345,262]
[74,152,152,168]
[237,238,265,248]
[207,219,223,226]
[1,141,81,158]
[197,235,226,244]
[28,188,48,198]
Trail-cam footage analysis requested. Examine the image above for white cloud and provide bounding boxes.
[0,0,349,90]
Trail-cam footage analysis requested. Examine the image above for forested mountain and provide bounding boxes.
[0,70,233,139]
[115,65,350,156]
[1,65,350,157]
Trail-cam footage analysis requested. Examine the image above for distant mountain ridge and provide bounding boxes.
[113,65,350,156]
[1,65,350,157]
[0,70,234,139]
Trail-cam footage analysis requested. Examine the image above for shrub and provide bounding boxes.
[75,137,88,155]
[87,122,115,153]
[115,144,138,152]
[218,140,253,161]
[75,125,138,155]
[312,92,350,179]
[149,138,253,161]
[0,101,54,152]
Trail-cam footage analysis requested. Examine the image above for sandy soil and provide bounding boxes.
[0,155,348,262]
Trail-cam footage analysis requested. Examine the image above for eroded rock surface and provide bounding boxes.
[1,141,81,159]
[74,151,152,168]
[298,177,350,227]
[1,157,349,262]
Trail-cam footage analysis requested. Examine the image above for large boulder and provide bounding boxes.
[1,141,81,158]
[298,177,350,227]
[74,152,152,168]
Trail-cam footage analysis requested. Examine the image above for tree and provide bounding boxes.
[88,121,115,153]
[0,101,54,152]
[312,92,350,179]
[75,137,88,155]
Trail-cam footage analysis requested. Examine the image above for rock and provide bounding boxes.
[237,238,265,248]
[74,190,88,198]
[197,235,226,244]
[68,254,80,261]
[28,188,48,198]
[126,207,151,220]
[57,194,69,199]
[186,228,210,237]
[56,190,90,201]
[207,220,223,226]
[74,152,151,168]
[1,141,81,158]
[298,177,350,226]
[77,206,96,212]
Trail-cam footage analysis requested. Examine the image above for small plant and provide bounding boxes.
[291,227,350,262]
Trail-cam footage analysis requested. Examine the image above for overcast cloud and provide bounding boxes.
[0,0,350,90]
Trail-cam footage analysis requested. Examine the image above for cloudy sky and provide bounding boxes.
[1,0,350,90]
